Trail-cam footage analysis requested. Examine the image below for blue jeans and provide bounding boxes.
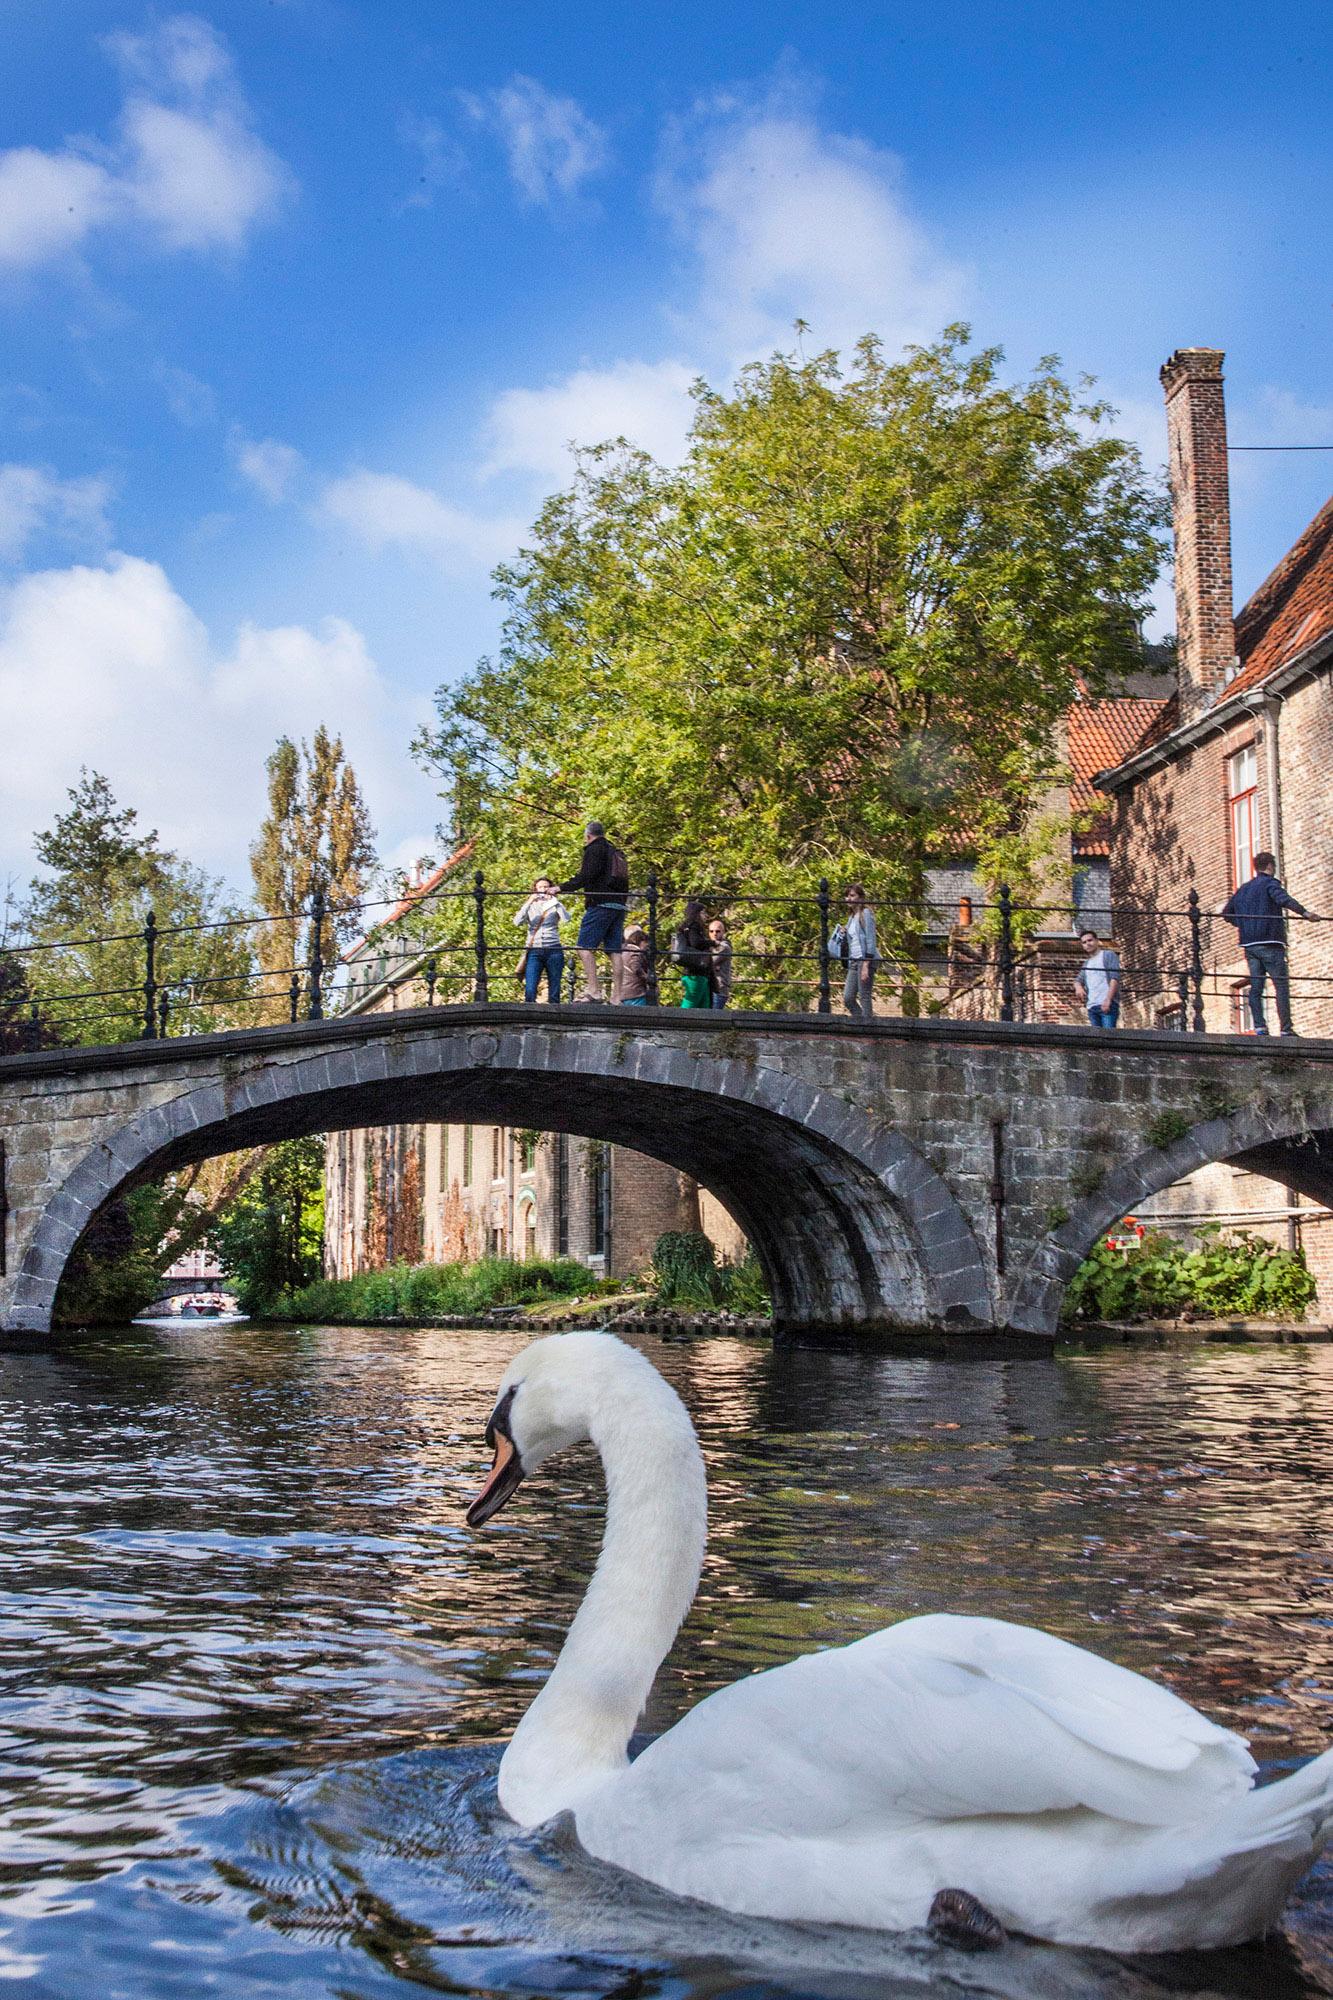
[1244,944,1292,1034]
[524,946,564,1003]
[1086,1002,1119,1030]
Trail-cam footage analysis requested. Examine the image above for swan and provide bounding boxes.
[464,1331,1333,1953]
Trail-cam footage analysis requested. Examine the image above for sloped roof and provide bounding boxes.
[1068,696,1170,853]
[342,839,474,963]
[1227,492,1333,698]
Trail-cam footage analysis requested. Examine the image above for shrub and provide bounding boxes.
[1064,1227,1317,1324]
[652,1231,719,1307]
[716,1252,771,1314]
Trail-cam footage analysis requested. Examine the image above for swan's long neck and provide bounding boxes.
[497,1369,707,1825]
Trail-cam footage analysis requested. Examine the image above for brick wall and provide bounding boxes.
[1277,674,1333,1039]
[1161,348,1235,719]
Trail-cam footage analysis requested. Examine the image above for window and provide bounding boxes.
[556,1134,569,1257]
[491,1127,505,1182]
[1231,981,1255,1035]
[1156,1003,1186,1033]
[520,1132,539,1174]
[1227,745,1260,890]
[588,1144,608,1259]
[462,1124,473,1185]
[438,1125,450,1192]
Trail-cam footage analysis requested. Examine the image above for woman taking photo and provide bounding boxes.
[514,876,570,1003]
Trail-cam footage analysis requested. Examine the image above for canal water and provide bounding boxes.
[0,1324,1329,1999]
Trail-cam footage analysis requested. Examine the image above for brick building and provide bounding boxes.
[323,857,744,1283]
[1092,345,1333,1306]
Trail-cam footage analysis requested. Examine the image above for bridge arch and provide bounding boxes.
[10,1020,993,1336]
[1008,1084,1333,1337]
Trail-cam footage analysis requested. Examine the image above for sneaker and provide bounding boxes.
[1280,1028,1301,1037]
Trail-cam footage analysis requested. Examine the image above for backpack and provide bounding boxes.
[605,843,630,893]
[671,926,712,976]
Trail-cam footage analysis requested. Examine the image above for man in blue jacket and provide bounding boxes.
[1220,852,1321,1036]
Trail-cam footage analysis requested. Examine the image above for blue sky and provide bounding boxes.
[2,0,1330,894]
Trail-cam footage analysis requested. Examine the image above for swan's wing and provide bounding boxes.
[618,1613,1255,1839]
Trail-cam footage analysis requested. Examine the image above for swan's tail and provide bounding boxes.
[1098,1749,1333,1951]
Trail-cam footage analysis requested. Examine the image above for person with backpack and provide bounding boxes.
[560,820,630,1002]
[671,899,715,1008]
[1074,928,1121,1029]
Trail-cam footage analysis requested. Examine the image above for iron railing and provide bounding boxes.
[2,874,1331,1049]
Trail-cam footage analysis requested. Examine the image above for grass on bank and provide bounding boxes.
[270,1255,608,1324]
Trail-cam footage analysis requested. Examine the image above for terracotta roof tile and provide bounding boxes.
[1226,492,1333,698]
[1068,696,1171,853]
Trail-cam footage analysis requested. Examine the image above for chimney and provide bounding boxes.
[1160,347,1235,718]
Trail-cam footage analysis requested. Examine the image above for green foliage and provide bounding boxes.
[54,1185,170,1325]
[652,1230,720,1307]
[251,728,376,1017]
[20,771,252,1044]
[651,1232,771,1313]
[213,1138,325,1314]
[1063,1228,1317,1324]
[1146,1109,1192,1151]
[1069,1160,1105,1199]
[270,1254,592,1324]
[413,328,1167,1005]
[1046,1203,1071,1229]
[1196,1079,1239,1122]
[0,948,61,1053]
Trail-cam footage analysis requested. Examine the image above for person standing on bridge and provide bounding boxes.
[561,821,630,1003]
[514,876,570,1004]
[1075,929,1121,1029]
[834,886,878,1018]
[708,917,733,1010]
[1219,852,1321,1037]
[672,900,715,1008]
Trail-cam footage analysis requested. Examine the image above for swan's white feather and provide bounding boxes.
[484,1333,1333,1952]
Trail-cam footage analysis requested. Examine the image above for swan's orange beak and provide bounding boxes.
[467,1428,525,1527]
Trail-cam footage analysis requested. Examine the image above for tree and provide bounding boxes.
[415,328,1168,1003]
[212,1137,326,1313]
[21,771,253,1043]
[250,728,376,1017]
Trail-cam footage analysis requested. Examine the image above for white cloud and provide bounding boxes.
[0,464,111,562]
[322,470,524,572]
[657,86,966,363]
[463,74,608,205]
[159,364,218,428]
[1242,385,1333,447]
[483,358,698,478]
[0,14,290,274]
[231,433,304,503]
[0,554,438,887]
[0,149,115,269]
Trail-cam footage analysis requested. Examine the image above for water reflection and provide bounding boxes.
[0,1325,1327,1996]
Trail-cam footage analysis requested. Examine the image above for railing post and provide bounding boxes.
[27,1000,40,1052]
[1176,970,1190,1029]
[142,908,158,1039]
[1188,888,1205,1033]
[645,867,660,1004]
[816,879,832,1014]
[308,887,325,1021]
[289,972,300,1024]
[425,955,438,1006]
[473,869,489,1003]
[998,884,1015,1023]
[157,988,171,1039]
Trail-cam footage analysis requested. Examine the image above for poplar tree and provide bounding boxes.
[250,727,376,1013]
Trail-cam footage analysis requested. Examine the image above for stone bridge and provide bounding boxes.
[2,1005,1331,1339]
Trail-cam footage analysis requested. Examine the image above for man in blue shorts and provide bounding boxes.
[561,820,629,1002]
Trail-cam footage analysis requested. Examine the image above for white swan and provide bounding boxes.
[465,1331,1333,1953]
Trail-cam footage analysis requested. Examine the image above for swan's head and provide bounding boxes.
[465,1331,693,1528]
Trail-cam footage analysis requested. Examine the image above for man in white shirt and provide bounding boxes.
[1075,928,1121,1029]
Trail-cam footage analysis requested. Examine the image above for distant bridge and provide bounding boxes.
[2,1004,1331,1339]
